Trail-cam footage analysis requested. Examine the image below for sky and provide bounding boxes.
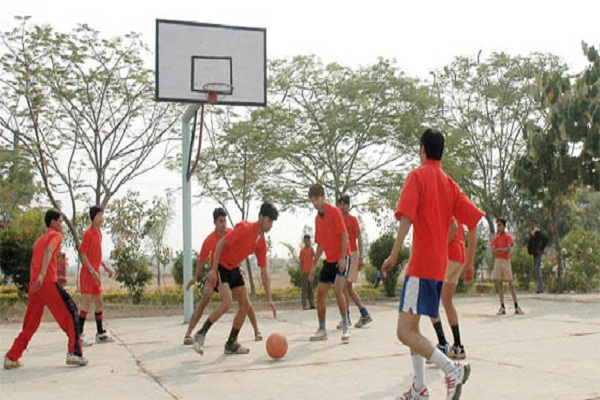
[2,0,599,259]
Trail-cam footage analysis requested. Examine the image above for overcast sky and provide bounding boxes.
[2,0,599,259]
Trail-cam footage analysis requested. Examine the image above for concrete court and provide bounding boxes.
[1,294,599,400]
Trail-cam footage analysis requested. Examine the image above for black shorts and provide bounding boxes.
[218,265,245,289]
[319,257,350,284]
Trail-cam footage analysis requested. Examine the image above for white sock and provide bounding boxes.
[411,355,425,388]
[429,348,455,374]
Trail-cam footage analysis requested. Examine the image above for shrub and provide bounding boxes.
[510,247,533,290]
[172,250,199,286]
[362,261,377,285]
[368,233,410,297]
[111,246,153,304]
[287,259,322,289]
[560,229,600,293]
[0,208,47,291]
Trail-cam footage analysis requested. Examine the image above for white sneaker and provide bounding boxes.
[96,331,115,343]
[396,382,430,400]
[444,362,471,400]
[341,328,350,343]
[66,353,89,366]
[194,331,206,355]
[309,328,328,341]
[4,355,23,369]
[81,333,94,347]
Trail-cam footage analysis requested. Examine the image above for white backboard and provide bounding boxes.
[156,19,266,106]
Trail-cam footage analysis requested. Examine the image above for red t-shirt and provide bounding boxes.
[199,228,233,266]
[395,160,484,281]
[315,202,350,263]
[79,226,103,273]
[30,228,62,284]
[218,221,268,270]
[448,220,465,263]
[343,214,361,252]
[491,233,513,260]
[299,246,314,273]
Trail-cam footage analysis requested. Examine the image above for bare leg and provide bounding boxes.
[507,280,518,304]
[316,283,329,323]
[185,284,215,337]
[496,280,504,305]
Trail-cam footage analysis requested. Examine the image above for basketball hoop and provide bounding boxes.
[202,82,234,104]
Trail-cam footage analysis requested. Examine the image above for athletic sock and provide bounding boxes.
[318,320,326,331]
[226,327,240,345]
[359,307,368,317]
[451,324,462,347]
[500,303,505,309]
[514,302,519,309]
[429,347,455,374]
[411,355,425,388]
[78,311,88,334]
[433,321,447,346]
[199,319,213,335]
[341,313,349,330]
[94,311,104,334]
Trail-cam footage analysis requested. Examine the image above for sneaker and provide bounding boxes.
[448,345,466,360]
[336,319,351,330]
[66,353,89,366]
[224,341,250,355]
[255,332,263,341]
[310,328,328,341]
[444,362,471,400]
[4,355,23,370]
[81,333,94,347]
[341,327,350,343]
[96,331,115,343]
[354,314,373,328]
[194,331,206,355]
[496,306,506,315]
[183,335,194,345]
[515,306,525,315]
[396,382,430,400]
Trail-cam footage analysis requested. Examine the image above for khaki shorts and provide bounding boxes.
[347,251,360,283]
[444,261,464,284]
[491,258,513,281]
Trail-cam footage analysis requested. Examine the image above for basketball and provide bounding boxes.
[266,333,288,359]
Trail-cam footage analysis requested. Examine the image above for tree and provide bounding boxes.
[0,147,40,221]
[0,17,178,255]
[143,193,175,287]
[104,190,152,301]
[514,42,599,291]
[248,56,435,208]
[434,52,568,233]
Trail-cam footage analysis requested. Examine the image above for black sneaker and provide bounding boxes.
[448,345,466,360]
[224,341,250,355]
[496,306,506,315]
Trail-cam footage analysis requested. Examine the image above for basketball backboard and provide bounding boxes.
[155,19,267,106]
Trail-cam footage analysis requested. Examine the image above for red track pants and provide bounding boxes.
[6,282,82,361]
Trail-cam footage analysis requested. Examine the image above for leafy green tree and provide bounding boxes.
[0,208,47,291]
[368,232,410,297]
[249,56,435,209]
[514,43,599,291]
[143,193,175,287]
[0,147,40,221]
[434,52,567,232]
[0,17,178,254]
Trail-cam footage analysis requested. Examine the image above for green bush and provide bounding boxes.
[0,208,47,292]
[560,229,600,292]
[368,233,410,297]
[287,259,322,289]
[172,250,199,286]
[363,261,377,285]
[111,246,153,304]
[510,247,533,290]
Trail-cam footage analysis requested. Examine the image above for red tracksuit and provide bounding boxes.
[6,228,82,361]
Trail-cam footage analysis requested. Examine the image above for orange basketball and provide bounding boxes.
[266,333,288,359]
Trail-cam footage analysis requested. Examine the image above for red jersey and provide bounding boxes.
[199,228,233,266]
[30,228,63,284]
[218,221,268,270]
[299,246,314,273]
[343,214,361,252]
[395,160,484,281]
[448,220,465,263]
[315,203,350,263]
[491,233,513,260]
[79,226,103,273]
